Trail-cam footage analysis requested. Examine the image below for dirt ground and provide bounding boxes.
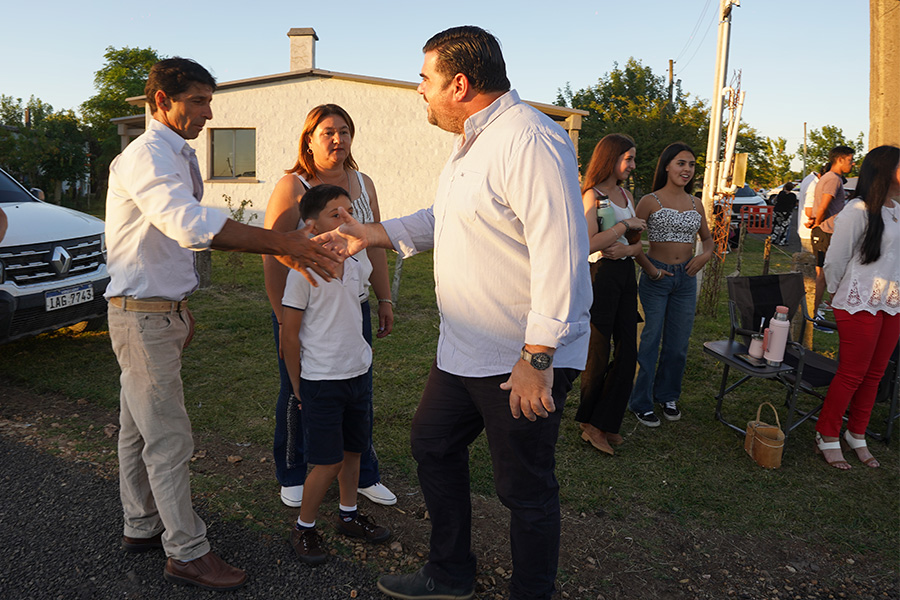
[0,380,896,600]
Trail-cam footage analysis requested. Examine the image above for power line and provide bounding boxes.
[675,8,718,75]
[674,0,715,64]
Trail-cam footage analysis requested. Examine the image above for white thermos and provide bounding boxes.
[763,305,790,366]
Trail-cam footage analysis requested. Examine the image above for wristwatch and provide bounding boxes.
[521,348,553,370]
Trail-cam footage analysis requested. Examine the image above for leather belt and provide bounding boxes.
[109,296,188,313]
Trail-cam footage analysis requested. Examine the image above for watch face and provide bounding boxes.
[532,352,552,370]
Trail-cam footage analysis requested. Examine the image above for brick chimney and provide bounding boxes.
[288,28,317,71]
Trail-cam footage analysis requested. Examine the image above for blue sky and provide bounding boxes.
[2,1,868,164]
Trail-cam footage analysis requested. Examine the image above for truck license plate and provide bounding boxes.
[45,284,93,311]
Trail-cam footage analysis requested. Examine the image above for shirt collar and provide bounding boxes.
[148,118,195,158]
[460,89,520,149]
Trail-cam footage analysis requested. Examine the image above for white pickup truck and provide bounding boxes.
[0,167,109,344]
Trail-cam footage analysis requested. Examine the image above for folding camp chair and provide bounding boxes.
[703,272,838,440]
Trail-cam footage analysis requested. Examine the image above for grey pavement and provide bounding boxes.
[0,435,382,600]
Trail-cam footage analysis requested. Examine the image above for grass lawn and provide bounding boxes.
[0,237,896,565]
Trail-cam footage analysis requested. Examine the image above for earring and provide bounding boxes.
[307,148,313,155]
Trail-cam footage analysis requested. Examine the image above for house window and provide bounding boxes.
[211,129,256,178]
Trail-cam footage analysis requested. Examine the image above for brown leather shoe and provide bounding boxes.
[290,527,327,564]
[164,551,247,591]
[122,531,163,553]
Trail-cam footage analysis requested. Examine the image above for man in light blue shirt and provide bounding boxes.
[321,26,590,600]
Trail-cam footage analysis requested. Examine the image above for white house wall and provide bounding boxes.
[188,76,455,225]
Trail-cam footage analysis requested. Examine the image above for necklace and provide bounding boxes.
[887,200,898,222]
[315,169,351,194]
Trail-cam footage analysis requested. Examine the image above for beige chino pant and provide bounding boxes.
[108,305,209,561]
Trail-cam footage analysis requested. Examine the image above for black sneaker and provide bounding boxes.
[633,410,661,428]
[662,401,681,421]
[290,527,327,564]
[336,512,391,543]
[377,567,474,600]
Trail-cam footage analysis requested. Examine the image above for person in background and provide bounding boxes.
[263,104,396,510]
[809,146,855,318]
[628,142,713,427]
[814,145,900,470]
[797,165,825,252]
[105,57,341,591]
[771,181,798,246]
[575,134,646,455]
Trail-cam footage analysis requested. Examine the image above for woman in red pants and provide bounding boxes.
[815,145,900,469]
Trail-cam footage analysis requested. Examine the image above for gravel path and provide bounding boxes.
[0,435,380,600]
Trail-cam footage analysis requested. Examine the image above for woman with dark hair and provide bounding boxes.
[628,142,713,427]
[814,144,900,470]
[263,104,396,506]
[575,134,646,454]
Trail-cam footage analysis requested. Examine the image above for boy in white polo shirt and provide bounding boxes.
[281,184,390,564]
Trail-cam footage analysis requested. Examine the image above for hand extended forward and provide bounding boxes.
[276,228,344,285]
[312,207,371,258]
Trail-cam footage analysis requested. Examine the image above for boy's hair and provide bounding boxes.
[145,57,217,113]
[299,184,349,221]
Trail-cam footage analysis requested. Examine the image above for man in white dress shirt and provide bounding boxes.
[321,27,591,600]
[104,57,340,591]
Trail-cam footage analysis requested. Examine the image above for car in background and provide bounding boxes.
[717,183,767,223]
[0,167,109,344]
[767,182,801,205]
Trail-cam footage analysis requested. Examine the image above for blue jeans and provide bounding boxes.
[628,257,697,414]
[271,301,381,487]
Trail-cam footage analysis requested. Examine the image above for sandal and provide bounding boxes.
[843,430,880,468]
[815,432,851,470]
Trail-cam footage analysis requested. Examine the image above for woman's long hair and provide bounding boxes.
[652,142,696,195]
[581,133,635,194]
[286,104,359,177]
[852,144,899,265]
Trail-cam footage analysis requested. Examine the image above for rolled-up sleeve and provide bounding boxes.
[508,133,591,349]
[382,207,436,258]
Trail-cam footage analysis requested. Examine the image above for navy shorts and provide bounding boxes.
[299,373,370,465]
[810,226,832,268]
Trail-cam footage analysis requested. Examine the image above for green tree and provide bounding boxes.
[0,95,56,187]
[798,125,865,175]
[34,111,89,203]
[749,135,797,187]
[81,46,162,196]
[556,58,709,195]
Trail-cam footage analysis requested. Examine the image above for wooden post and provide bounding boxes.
[791,251,817,348]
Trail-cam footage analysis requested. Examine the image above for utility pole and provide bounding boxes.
[802,122,808,178]
[668,59,675,105]
[697,0,740,306]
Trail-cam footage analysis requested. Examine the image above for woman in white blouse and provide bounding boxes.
[815,145,900,470]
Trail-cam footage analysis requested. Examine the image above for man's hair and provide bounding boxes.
[423,26,511,94]
[652,142,697,195]
[828,145,855,163]
[783,181,795,192]
[286,104,358,177]
[299,184,349,222]
[145,58,217,113]
[581,133,635,194]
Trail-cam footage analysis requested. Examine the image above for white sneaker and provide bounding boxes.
[358,482,397,506]
[280,485,303,508]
